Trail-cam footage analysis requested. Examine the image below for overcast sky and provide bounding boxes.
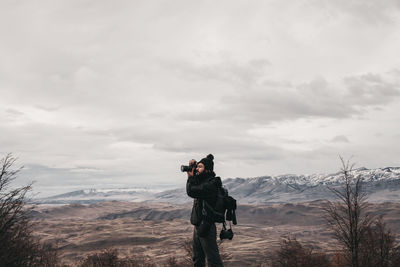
[1,0,399,196]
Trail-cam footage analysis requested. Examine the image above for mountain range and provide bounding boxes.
[34,167,400,205]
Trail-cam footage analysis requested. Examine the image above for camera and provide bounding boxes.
[181,163,197,172]
[219,228,234,240]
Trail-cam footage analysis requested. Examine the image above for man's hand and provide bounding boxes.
[188,159,196,177]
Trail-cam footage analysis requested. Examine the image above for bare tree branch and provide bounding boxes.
[0,153,59,266]
[323,157,374,267]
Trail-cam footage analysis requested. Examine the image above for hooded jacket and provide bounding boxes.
[186,172,219,226]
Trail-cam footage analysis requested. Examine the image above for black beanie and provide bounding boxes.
[198,154,214,171]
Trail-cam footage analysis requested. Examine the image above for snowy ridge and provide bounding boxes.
[229,167,400,187]
[34,167,400,205]
[34,187,163,205]
[219,167,400,204]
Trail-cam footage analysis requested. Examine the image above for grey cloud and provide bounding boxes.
[224,145,285,162]
[154,137,285,161]
[35,105,61,112]
[174,71,400,125]
[226,81,353,121]
[330,135,350,143]
[113,122,286,163]
[344,73,400,105]
[5,108,24,116]
[164,58,270,87]
[302,140,400,169]
[317,0,400,25]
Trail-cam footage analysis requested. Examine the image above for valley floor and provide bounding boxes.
[32,201,400,266]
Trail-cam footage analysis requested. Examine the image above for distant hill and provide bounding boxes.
[34,167,400,205]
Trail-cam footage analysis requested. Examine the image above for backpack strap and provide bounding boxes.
[214,176,222,188]
[202,200,207,217]
[203,199,225,221]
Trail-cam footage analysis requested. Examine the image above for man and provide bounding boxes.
[186,154,224,267]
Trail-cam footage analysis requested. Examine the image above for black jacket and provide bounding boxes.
[186,172,219,226]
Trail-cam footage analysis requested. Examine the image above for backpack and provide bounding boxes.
[203,177,237,225]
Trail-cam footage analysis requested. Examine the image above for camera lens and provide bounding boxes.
[181,165,192,172]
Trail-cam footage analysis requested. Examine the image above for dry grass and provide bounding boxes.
[32,201,400,266]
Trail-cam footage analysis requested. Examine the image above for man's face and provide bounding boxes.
[196,163,205,175]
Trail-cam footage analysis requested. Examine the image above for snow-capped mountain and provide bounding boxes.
[218,167,400,204]
[34,188,163,205]
[34,167,400,205]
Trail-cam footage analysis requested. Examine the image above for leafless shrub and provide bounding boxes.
[330,251,348,267]
[79,249,119,267]
[0,153,60,267]
[269,236,331,267]
[359,216,396,267]
[124,256,156,267]
[390,245,400,267]
[36,242,61,267]
[79,249,156,267]
[330,217,398,267]
[164,256,180,267]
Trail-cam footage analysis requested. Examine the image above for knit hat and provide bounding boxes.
[198,154,214,171]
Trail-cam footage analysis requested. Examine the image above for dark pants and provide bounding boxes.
[193,223,224,267]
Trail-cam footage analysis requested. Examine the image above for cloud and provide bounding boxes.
[344,73,400,104]
[113,122,286,163]
[34,105,61,112]
[164,58,271,87]
[172,71,400,124]
[5,108,24,116]
[318,0,400,25]
[330,135,350,143]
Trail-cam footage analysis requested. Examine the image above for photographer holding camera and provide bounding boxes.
[183,154,224,267]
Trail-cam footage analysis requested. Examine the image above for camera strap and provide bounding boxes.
[222,221,232,230]
[222,221,233,230]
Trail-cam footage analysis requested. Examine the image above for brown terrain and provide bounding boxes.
[32,201,400,266]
